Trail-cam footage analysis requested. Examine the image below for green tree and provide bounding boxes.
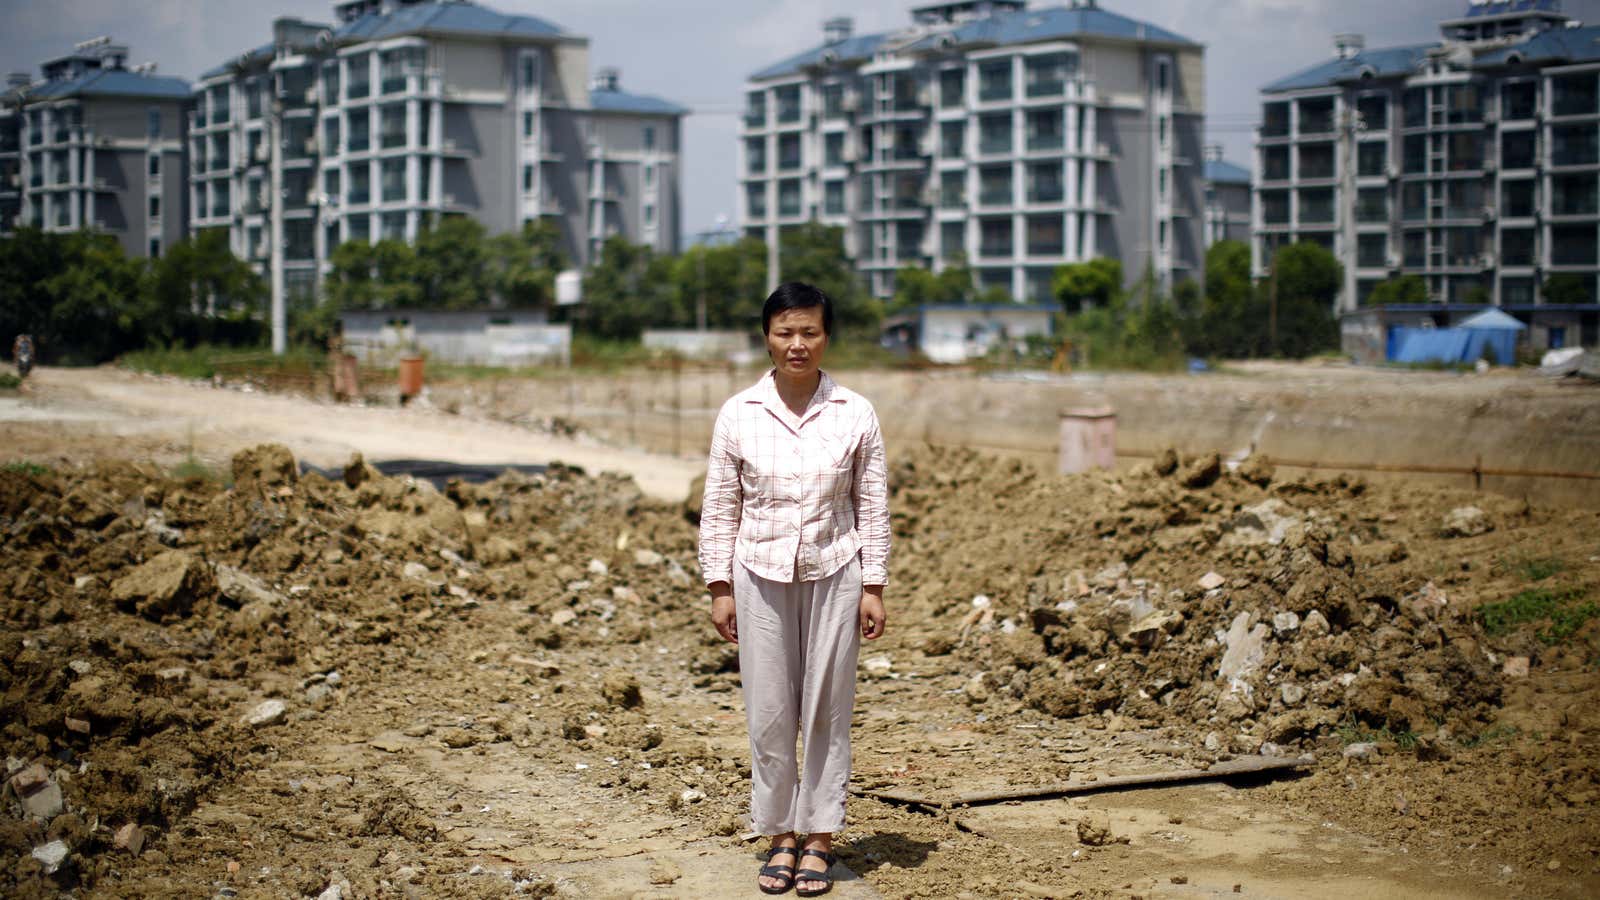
[671,237,767,330]
[890,256,974,315]
[1542,273,1590,305]
[778,223,880,335]
[412,215,491,308]
[488,219,567,309]
[1052,257,1122,313]
[1269,241,1341,358]
[574,236,674,340]
[150,227,266,320]
[1367,274,1429,306]
[1187,239,1265,358]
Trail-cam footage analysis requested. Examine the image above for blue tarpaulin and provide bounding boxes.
[1388,310,1526,365]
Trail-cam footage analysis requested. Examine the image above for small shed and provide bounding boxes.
[1391,307,1526,366]
[882,304,1056,364]
[339,309,571,367]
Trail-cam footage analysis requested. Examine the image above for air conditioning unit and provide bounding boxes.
[1484,106,1498,123]
[1482,205,1497,219]
[920,187,939,205]
[1386,165,1399,180]
[917,87,933,106]
[1484,156,1497,171]
[305,88,318,105]
[1478,252,1496,269]
[253,144,268,162]
[305,138,318,155]
[842,94,859,111]
[1387,254,1401,269]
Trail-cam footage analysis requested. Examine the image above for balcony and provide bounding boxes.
[380,130,406,150]
[978,135,1012,156]
[1028,184,1064,204]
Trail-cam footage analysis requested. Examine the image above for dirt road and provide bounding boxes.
[1,367,1596,898]
[0,367,701,502]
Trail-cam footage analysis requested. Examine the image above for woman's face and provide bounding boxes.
[766,306,829,381]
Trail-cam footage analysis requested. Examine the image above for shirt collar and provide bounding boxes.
[751,369,843,429]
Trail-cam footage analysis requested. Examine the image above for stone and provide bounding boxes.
[402,561,432,580]
[244,699,287,727]
[113,823,145,856]
[30,839,69,874]
[1280,683,1307,707]
[63,717,90,735]
[863,654,894,679]
[1177,451,1223,489]
[231,444,298,493]
[602,672,643,709]
[1126,610,1184,648]
[10,764,64,820]
[1502,656,1530,678]
[1076,813,1114,846]
[1272,611,1301,636]
[1197,571,1226,591]
[1237,454,1275,487]
[477,535,520,566]
[342,453,380,489]
[1301,610,1330,638]
[1441,506,1491,538]
[215,565,283,608]
[305,683,333,705]
[1151,447,1179,476]
[1343,742,1378,761]
[551,608,577,627]
[1222,499,1300,547]
[1217,613,1269,685]
[316,884,344,900]
[679,788,705,804]
[633,549,665,568]
[110,550,214,620]
[587,558,609,576]
[648,859,682,885]
[369,732,410,753]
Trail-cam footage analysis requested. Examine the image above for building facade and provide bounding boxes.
[1254,0,1600,346]
[740,0,1206,303]
[0,38,192,258]
[192,0,684,309]
[1202,146,1250,246]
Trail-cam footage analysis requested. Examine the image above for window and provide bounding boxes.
[379,50,407,95]
[644,204,655,226]
[1553,173,1597,216]
[941,221,966,261]
[778,178,801,217]
[940,170,965,208]
[1403,89,1426,128]
[824,132,844,167]
[940,68,965,108]
[323,62,341,104]
[348,109,370,152]
[1298,143,1335,179]
[322,118,340,156]
[1026,215,1063,255]
[1402,182,1427,221]
[978,166,1011,206]
[1298,97,1334,135]
[746,137,766,174]
[1502,229,1535,267]
[1025,53,1074,98]
[347,54,370,99]
[1356,95,1387,131]
[522,54,539,91]
[1403,134,1427,173]
[210,85,230,125]
[146,107,161,139]
[978,59,1012,102]
[381,212,405,241]
[1502,130,1536,169]
[147,153,160,177]
[1260,190,1289,224]
[1448,132,1483,171]
[940,121,965,157]
[1502,179,1536,218]
[775,85,801,124]
[1355,187,1388,223]
[1553,72,1598,117]
[745,182,766,218]
[744,91,766,127]
[892,73,919,111]
[348,215,370,243]
[1357,234,1387,269]
[778,133,801,170]
[1445,84,1480,124]
[644,126,656,150]
[211,181,230,218]
[148,195,160,218]
[979,113,1011,154]
[822,83,845,119]
[1552,224,1596,265]
[1502,81,1537,121]
[1357,141,1386,177]
[1025,109,1062,152]
[349,163,370,205]
[1026,162,1062,203]
[524,111,535,138]
[523,164,534,193]
[644,165,654,188]
[1553,124,1597,167]
[1262,102,1289,138]
[1156,59,1170,94]
[824,180,845,215]
[1402,231,1426,267]
[380,105,406,149]
[978,216,1012,257]
[149,239,161,258]
[324,168,340,200]
[1262,146,1289,181]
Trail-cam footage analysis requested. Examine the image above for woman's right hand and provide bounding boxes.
[710,584,738,643]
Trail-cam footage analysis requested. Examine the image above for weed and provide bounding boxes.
[1507,554,1567,582]
[0,372,20,390]
[1459,725,1520,749]
[121,344,326,381]
[170,457,226,485]
[1,461,51,477]
[1336,713,1396,746]
[1479,587,1591,640]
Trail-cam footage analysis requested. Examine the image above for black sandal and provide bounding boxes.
[758,845,798,895]
[794,848,835,897]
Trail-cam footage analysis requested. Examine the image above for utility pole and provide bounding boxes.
[269,73,286,355]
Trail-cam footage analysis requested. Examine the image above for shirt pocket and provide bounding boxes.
[817,432,862,470]
[813,464,855,511]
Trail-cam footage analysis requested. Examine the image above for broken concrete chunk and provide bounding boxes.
[244,699,287,727]
[1502,656,1530,678]
[110,550,214,621]
[1218,613,1269,685]
[1441,506,1492,538]
[1271,611,1301,636]
[1301,610,1331,638]
[113,823,145,856]
[30,839,69,874]
[1197,571,1226,591]
[9,764,65,820]
[633,549,665,568]
[216,565,284,609]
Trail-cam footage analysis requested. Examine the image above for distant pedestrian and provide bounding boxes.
[12,334,34,379]
[698,282,890,897]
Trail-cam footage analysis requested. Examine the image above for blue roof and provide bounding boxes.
[750,33,890,81]
[1205,159,1250,184]
[335,0,567,42]
[26,68,192,101]
[1460,0,1561,18]
[1262,44,1430,92]
[1474,24,1600,67]
[199,41,275,81]
[590,88,687,116]
[907,4,1198,50]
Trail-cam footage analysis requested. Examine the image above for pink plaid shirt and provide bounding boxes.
[698,370,890,587]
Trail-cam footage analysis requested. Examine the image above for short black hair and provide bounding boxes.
[761,282,833,335]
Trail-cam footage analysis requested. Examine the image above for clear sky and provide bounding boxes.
[4,0,1598,238]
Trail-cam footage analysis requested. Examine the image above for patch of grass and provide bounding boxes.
[121,344,326,380]
[1516,556,1567,582]
[1479,587,1596,644]
[0,372,21,390]
[1335,714,1416,749]
[1459,725,1520,749]
[1,461,51,477]
[170,456,226,485]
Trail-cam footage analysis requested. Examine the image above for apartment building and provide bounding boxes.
[193,0,685,308]
[0,38,191,258]
[740,0,1206,302]
[1254,0,1600,345]
[1202,145,1250,247]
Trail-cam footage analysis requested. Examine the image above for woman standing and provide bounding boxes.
[698,282,890,896]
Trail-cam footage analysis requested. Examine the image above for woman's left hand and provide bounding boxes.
[860,587,886,640]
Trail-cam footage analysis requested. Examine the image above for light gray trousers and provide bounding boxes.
[734,556,862,836]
